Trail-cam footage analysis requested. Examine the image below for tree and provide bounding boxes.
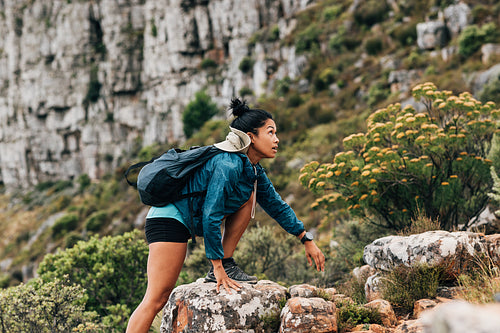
[300,82,500,231]
[37,230,149,331]
[182,90,219,138]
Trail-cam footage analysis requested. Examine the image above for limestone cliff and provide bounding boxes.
[0,0,313,190]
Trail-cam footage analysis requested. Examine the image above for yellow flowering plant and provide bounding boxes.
[300,83,500,231]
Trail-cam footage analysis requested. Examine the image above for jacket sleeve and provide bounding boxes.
[201,155,241,260]
[256,172,305,236]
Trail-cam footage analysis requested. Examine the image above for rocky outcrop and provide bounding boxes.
[0,0,314,190]
[363,231,498,276]
[161,279,288,333]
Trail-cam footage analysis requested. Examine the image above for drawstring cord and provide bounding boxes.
[251,165,257,219]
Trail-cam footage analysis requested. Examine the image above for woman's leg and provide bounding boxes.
[222,193,254,258]
[126,242,187,333]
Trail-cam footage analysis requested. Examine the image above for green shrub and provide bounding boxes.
[200,58,217,69]
[391,22,417,46]
[268,25,280,42]
[37,230,149,332]
[365,37,383,55]
[287,94,303,107]
[379,263,446,313]
[274,77,292,96]
[366,82,389,107]
[353,0,388,26]
[295,23,321,53]
[64,231,84,248]
[239,56,255,73]
[0,277,104,332]
[84,65,101,105]
[458,23,500,58]
[52,214,79,237]
[239,86,254,97]
[322,5,342,22]
[77,173,91,191]
[84,210,109,232]
[336,300,382,333]
[182,90,219,138]
[300,82,500,231]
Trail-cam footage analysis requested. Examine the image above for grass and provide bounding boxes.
[457,253,500,304]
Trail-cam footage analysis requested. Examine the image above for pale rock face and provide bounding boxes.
[0,0,314,190]
[420,301,500,333]
[161,279,287,333]
[363,231,489,275]
[279,297,337,333]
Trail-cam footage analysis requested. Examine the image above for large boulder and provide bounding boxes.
[443,2,472,37]
[161,279,287,333]
[363,231,488,275]
[420,301,500,333]
[279,297,337,333]
[416,21,449,50]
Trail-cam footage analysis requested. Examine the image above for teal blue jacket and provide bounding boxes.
[173,152,305,260]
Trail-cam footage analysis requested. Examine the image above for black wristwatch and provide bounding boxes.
[300,231,314,244]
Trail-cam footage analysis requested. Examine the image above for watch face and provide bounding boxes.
[302,232,313,243]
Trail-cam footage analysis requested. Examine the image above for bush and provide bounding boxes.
[84,210,109,232]
[239,56,255,73]
[0,277,104,332]
[300,82,500,231]
[295,23,321,54]
[322,5,342,22]
[200,58,217,70]
[353,0,388,26]
[52,213,79,237]
[239,86,254,97]
[336,299,382,333]
[37,230,149,331]
[365,37,383,55]
[379,263,446,314]
[391,22,417,46]
[182,90,219,138]
[458,23,500,58]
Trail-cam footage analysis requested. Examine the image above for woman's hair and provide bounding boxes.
[229,98,273,134]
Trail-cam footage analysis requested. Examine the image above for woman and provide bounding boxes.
[126,98,325,332]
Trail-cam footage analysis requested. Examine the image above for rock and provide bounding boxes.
[481,43,500,64]
[353,264,376,281]
[161,279,287,333]
[388,70,422,95]
[280,297,337,333]
[443,2,472,38]
[351,323,391,332]
[416,21,449,50]
[289,284,317,298]
[470,63,500,96]
[0,0,313,191]
[467,205,500,235]
[413,299,437,318]
[365,272,383,303]
[420,301,500,333]
[394,320,424,333]
[364,299,398,328]
[363,231,488,276]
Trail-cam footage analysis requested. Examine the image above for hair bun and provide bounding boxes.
[230,98,249,117]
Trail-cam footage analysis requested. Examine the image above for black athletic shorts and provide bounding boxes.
[145,217,191,244]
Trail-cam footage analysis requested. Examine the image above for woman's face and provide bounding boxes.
[247,118,279,163]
